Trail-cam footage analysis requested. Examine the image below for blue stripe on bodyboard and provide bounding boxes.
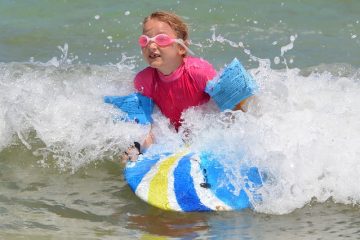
[199,152,251,210]
[241,167,263,187]
[124,153,171,192]
[173,153,211,212]
[241,167,263,203]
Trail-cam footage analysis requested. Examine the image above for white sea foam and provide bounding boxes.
[181,61,360,214]
[0,60,153,171]
[1,46,359,213]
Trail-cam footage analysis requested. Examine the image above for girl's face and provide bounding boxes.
[141,19,186,75]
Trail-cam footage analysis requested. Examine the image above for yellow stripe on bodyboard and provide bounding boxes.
[148,150,188,210]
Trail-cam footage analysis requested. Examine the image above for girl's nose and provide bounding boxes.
[148,41,158,49]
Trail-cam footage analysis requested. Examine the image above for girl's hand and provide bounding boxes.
[120,142,141,163]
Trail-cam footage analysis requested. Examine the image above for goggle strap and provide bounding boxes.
[175,39,195,55]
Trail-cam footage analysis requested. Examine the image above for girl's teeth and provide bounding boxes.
[150,53,160,58]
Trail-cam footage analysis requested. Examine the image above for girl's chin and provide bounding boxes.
[148,59,163,68]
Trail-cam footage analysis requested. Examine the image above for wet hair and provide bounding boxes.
[143,11,189,43]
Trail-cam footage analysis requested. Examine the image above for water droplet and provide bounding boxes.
[274,56,280,64]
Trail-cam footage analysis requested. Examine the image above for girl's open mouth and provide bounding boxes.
[149,53,161,59]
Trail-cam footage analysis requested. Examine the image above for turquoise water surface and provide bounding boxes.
[1,0,360,239]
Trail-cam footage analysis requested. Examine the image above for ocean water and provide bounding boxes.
[1,0,360,239]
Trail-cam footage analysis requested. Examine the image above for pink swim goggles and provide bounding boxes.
[138,34,194,55]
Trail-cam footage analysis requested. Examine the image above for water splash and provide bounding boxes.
[1,39,360,213]
[0,59,149,172]
[181,60,360,214]
[45,43,79,67]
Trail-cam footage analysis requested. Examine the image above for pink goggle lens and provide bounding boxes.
[138,34,175,47]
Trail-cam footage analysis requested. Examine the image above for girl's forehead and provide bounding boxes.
[142,19,176,36]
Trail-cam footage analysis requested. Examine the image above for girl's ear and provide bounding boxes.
[178,46,187,56]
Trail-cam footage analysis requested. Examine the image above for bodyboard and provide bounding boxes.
[124,149,263,212]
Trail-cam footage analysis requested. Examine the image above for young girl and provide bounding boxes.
[124,11,251,161]
[134,11,217,130]
[121,11,217,162]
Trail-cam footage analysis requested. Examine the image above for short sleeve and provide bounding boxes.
[185,57,217,91]
[134,67,155,98]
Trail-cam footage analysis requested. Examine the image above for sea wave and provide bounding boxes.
[1,55,359,213]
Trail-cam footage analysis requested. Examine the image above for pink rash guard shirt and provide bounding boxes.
[134,56,217,129]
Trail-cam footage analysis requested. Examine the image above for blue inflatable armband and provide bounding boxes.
[104,93,154,124]
[205,58,258,111]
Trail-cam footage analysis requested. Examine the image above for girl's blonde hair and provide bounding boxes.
[143,11,189,43]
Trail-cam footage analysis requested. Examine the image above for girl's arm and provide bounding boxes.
[141,124,155,151]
